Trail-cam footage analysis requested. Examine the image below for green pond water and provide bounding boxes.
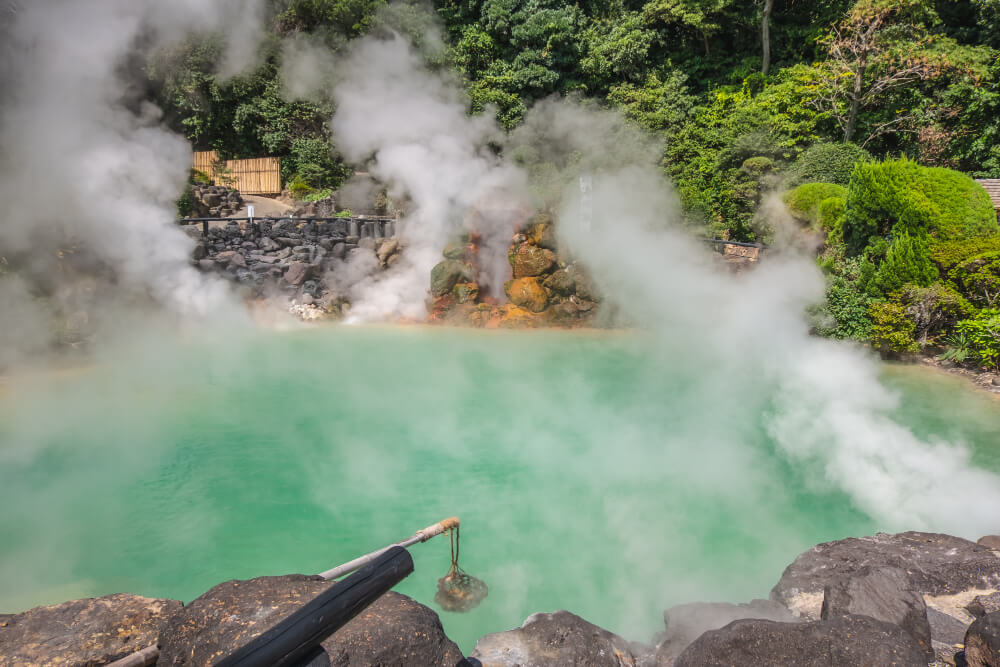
[1,326,999,651]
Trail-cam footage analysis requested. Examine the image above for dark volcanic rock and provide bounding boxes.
[321,592,462,666]
[965,611,1000,667]
[771,532,1000,619]
[284,261,311,286]
[653,599,799,662]
[970,593,1000,618]
[820,566,932,659]
[0,593,181,667]
[157,575,459,667]
[158,575,328,666]
[673,614,927,667]
[469,610,637,666]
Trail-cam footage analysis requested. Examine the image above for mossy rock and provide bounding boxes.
[528,222,557,250]
[512,244,556,278]
[442,242,466,260]
[430,260,471,297]
[452,282,479,304]
[543,269,575,296]
[507,277,548,312]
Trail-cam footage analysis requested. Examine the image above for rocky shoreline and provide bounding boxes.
[3,531,999,666]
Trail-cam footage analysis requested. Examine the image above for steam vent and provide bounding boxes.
[2,0,1000,666]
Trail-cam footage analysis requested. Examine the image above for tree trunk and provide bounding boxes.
[844,61,866,143]
[703,32,710,56]
[761,0,774,76]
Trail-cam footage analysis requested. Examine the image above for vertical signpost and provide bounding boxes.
[579,173,593,233]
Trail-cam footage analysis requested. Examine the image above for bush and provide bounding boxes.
[931,237,1000,273]
[955,308,1000,370]
[785,141,872,187]
[784,182,847,227]
[843,158,998,256]
[949,250,1000,307]
[176,184,194,217]
[869,301,919,355]
[873,230,938,295]
[894,283,973,345]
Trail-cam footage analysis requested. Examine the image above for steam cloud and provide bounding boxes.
[292,24,1000,535]
[0,0,263,367]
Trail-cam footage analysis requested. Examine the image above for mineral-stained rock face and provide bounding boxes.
[970,592,1000,618]
[0,593,182,667]
[673,614,928,667]
[652,599,800,663]
[510,243,556,278]
[469,610,637,667]
[506,277,548,313]
[819,566,933,659]
[771,532,1000,620]
[157,575,460,667]
[965,611,1000,667]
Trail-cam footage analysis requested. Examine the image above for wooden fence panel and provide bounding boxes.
[191,151,282,195]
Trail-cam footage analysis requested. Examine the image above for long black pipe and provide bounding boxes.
[214,546,414,667]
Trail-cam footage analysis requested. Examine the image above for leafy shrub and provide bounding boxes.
[949,250,1000,307]
[955,308,1000,370]
[288,174,314,198]
[873,231,938,295]
[785,141,872,187]
[176,184,194,217]
[784,182,847,227]
[938,331,972,364]
[190,168,212,185]
[843,158,998,256]
[869,301,919,355]
[302,188,333,203]
[930,237,1000,273]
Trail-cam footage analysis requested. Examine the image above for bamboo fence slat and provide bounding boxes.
[192,151,282,195]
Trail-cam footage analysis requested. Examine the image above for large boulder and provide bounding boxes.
[0,594,182,667]
[970,593,1000,618]
[652,599,799,663]
[469,610,637,666]
[542,269,575,296]
[284,261,312,287]
[506,277,547,313]
[673,614,928,667]
[158,575,460,667]
[965,611,1000,667]
[430,260,470,297]
[820,566,932,660]
[510,244,555,278]
[771,532,1000,620]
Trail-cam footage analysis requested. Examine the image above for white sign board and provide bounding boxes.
[247,205,255,219]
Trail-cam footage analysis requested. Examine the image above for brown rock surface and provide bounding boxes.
[0,593,181,667]
[507,277,548,313]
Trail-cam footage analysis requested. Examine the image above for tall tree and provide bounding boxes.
[761,0,774,75]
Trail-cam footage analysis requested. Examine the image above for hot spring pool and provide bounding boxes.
[1,326,999,650]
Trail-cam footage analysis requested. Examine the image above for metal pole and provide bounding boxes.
[319,517,459,580]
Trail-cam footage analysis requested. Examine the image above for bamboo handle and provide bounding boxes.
[417,517,460,542]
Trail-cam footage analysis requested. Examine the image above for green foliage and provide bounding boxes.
[784,182,847,227]
[873,230,938,294]
[176,185,195,218]
[334,209,354,217]
[949,250,1000,307]
[303,188,334,202]
[843,158,998,256]
[817,275,875,341]
[869,301,919,354]
[894,282,973,343]
[784,142,872,187]
[930,236,1000,272]
[607,70,695,138]
[190,169,212,185]
[955,308,1000,369]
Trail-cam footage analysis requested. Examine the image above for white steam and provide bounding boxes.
[0,0,263,361]
[325,34,529,320]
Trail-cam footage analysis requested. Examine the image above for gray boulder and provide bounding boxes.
[771,532,1000,620]
[158,575,460,667]
[970,593,1000,619]
[652,599,798,662]
[0,593,181,667]
[980,536,1000,551]
[820,566,932,659]
[673,614,927,667]
[469,610,637,666]
[965,611,1000,667]
[284,261,311,286]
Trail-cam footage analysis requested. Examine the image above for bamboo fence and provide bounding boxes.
[192,150,282,195]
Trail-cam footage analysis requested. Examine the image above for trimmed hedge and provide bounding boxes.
[784,182,847,227]
[785,141,872,187]
[844,159,997,257]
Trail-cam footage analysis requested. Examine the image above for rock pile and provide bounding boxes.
[190,185,243,218]
[2,530,998,666]
[429,215,603,329]
[189,217,401,320]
